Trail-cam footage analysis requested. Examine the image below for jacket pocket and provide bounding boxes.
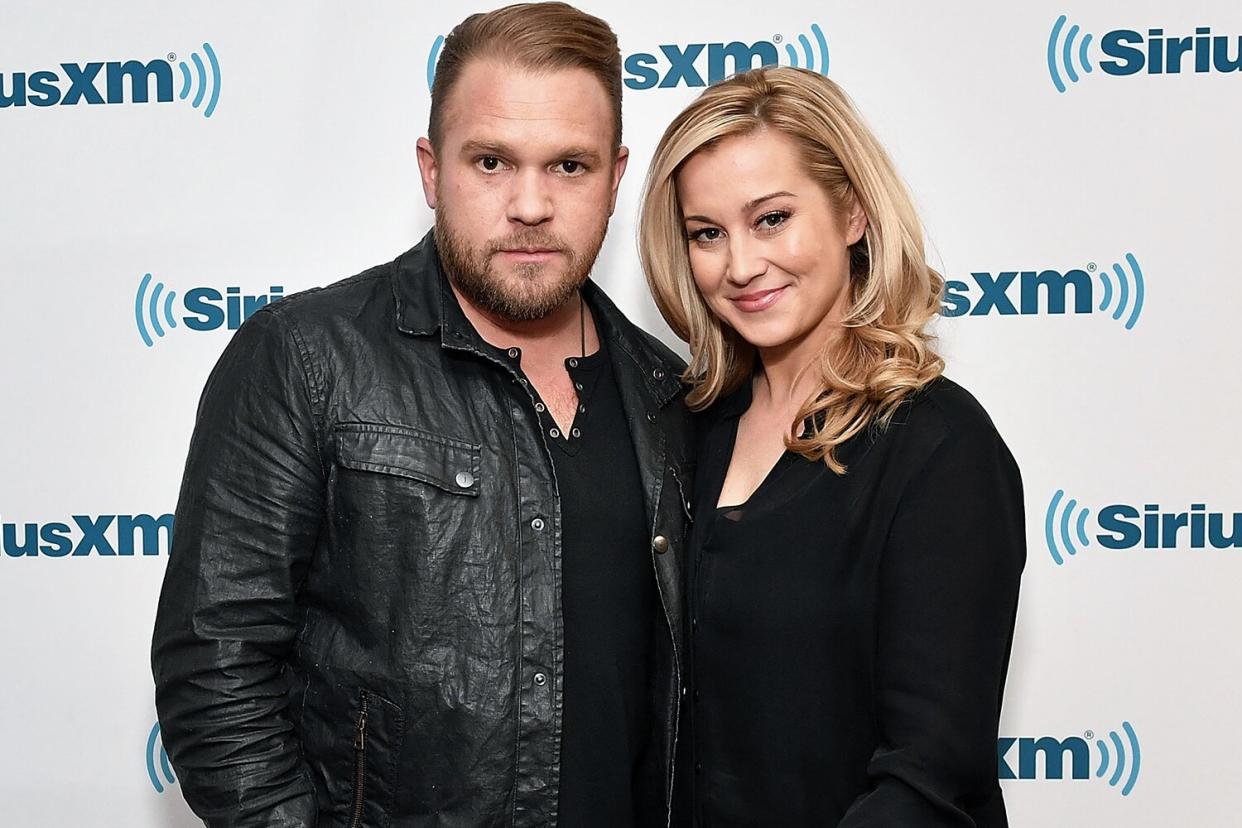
[348,688,404,828]
[334,422,481,497]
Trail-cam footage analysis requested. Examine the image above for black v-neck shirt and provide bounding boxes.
[683,376,1025,827]
[508,340,659,826]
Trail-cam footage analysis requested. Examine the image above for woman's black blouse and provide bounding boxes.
[682,376,1025,827]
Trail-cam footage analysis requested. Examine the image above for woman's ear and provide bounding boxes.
[845,195,868,246]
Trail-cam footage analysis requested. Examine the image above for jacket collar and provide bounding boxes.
[391,229,685,408]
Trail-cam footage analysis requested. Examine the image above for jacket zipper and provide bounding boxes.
[349,694,369,828]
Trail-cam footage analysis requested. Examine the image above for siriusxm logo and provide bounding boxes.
[2,513,173,558]
[135,273,285,347]
[999,722,1141,797]
[426,24,828,91]
[941,253,1144,330]
[1048,16,1242,93]
[146,721,177,794]
[1,43,220,118]
[1046,489,1242,565]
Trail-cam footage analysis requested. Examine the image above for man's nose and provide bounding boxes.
[507,169,554,226]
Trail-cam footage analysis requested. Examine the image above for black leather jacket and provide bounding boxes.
[152,233,694,828]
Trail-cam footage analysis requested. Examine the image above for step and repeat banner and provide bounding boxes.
[2,1,1239,825]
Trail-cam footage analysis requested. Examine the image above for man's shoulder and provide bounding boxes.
[627,324,688,374]
[586,282,686,375]
[264,256,398,329]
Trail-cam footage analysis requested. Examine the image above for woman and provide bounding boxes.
[639,67,1025,826]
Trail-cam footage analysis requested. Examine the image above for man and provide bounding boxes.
[151,4,693,826]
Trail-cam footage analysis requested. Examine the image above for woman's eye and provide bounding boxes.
[688,227,722,243]
[757,210,789,229]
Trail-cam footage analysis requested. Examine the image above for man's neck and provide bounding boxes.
[449,282,601,369]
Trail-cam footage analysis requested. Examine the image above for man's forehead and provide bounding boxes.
[440,58,613,150]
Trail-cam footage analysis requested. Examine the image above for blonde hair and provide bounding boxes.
[429,2,622,150]
[639,66,944,473]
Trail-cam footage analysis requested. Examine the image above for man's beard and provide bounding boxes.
[435,215,608,323]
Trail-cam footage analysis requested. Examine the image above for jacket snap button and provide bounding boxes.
[533,672,547,687]
[652,535,669,554]
[653,368,666,380]
[531,517,545,531]
[455,471,474,488]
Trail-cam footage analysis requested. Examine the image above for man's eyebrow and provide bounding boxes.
[557,146,603,164]
[683,191,797,224]
[460,139,514,157]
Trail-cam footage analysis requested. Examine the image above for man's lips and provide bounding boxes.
[497,248,561,263]
[729,286,787,312]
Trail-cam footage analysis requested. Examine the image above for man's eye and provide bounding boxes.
[479,156,502,172]
[558,160,583,175]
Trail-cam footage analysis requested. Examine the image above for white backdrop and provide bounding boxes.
[2,1,1240,825]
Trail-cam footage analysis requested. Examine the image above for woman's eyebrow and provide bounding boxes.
[683,191,797,224]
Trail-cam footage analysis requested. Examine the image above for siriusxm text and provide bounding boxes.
[3,514,174,557]
[1,60,174,107]
[183,286,284,331]
[625,41,777,89]
[1099,27,1242,75]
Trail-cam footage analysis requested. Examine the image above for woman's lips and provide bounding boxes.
[729,286,787,313]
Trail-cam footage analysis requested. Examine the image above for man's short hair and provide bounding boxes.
[428,2,623,152]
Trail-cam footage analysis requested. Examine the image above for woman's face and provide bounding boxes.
[676,128,866,356]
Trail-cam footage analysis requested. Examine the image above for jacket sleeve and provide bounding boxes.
[838,422,1025,827]
[152,306,323,828]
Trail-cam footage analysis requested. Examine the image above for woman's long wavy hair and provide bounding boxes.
[639,66,945,474]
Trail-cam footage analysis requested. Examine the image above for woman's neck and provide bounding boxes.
[753,325,839,412]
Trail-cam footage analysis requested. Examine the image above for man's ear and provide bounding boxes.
[607,145,630,216]
[416,137,439,210]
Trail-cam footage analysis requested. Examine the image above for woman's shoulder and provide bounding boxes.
[880,375,1011,463]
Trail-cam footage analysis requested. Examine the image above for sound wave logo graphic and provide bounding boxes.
[174,42,221,118]
[776,23,830,74]
[146,721,177,794]
[1093,722,1142,796]
[1095,253,1145,331]
[1046,489,1092,565]
[427,35,445,91]
[1048,15,1095,93]
[135,272,178,348]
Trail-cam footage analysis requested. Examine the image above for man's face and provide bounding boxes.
[417,58,628,322]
